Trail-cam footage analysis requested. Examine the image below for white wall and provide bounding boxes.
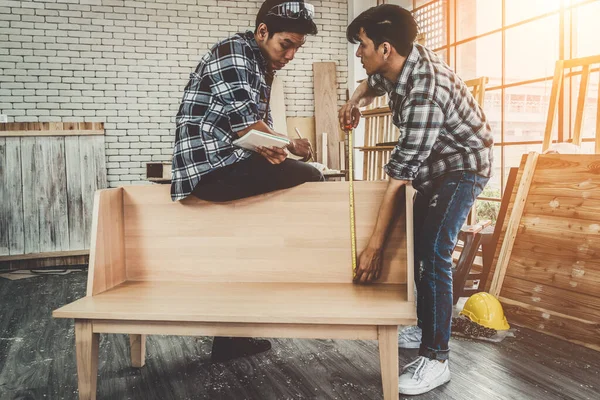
[0,0,348,186]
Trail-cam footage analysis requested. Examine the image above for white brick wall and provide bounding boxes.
[0,0,349,186]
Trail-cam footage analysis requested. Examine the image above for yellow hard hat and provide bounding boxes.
[459,292,510,331]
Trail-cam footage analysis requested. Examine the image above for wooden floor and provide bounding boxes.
[0,271,598,400]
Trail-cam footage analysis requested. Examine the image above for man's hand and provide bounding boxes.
[256,146,287,164]
[338,100,362,130]
[353,246,383,284]
[287,138,312,160]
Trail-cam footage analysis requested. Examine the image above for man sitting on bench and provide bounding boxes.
[170,1,322,362]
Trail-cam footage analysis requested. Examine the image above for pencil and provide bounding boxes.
[294,128,314,162]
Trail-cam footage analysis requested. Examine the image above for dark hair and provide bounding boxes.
[255,0,318,37]
[346,4,418,57]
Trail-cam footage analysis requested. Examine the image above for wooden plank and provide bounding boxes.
[271,76,288,134]
[91,136,108,205]
[6,138,24,255]
[597,69,600,154]
[43,137,69,252]
[489,152,539,297]
[20,137,40,254]
[92,320,379,340]
[405,184,415,303]
[80,138,98,248]
[313,62,340,169]
[572,65,590,146]
[542,61,564,152]
[501,276,600,323]
[500,298,600,352]
[86,188,126,296]
[0,130,104,137]
[0,138,8,255]
[0,252,88,272]
[0,249,89,262]
[0,122,104,136]
[65,136,85,250]
[563,54,600,68]
[524,194,600,220]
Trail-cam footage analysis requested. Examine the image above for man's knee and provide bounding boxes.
[307,166,324,182]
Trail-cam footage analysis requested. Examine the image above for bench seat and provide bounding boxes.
[53,281,414,325]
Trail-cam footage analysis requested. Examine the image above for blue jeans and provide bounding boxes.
[413,171,489,361]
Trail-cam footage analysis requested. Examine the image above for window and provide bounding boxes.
[409,0,600,221]
[379,1,600,222]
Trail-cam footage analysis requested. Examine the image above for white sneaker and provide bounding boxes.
[398,325,422,349]
[398,356,450,395]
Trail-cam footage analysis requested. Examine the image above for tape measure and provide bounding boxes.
[346,124,357,278]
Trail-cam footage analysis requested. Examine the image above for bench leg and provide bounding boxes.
[130,334,146,368]
[75,320,99,400]
[378,325,399,400]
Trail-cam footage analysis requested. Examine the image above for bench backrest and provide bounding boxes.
[87,182,412,294]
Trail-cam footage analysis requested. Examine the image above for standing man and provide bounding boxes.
[171,1,322,362]
[339,4,493,395]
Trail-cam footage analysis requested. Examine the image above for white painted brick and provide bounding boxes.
[1,0,348,183]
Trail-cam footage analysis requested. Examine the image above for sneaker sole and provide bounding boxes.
[398,372,451,395]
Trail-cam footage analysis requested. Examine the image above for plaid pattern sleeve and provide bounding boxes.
[171,32,271,201]
[378,44,493,191]
[206,40,262,131]
[384,99,445,181]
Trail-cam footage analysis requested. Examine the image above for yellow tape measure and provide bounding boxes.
[347,126,357,278]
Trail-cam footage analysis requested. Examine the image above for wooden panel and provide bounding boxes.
[490,152,538,297]
[65,137,85,250]
[37,137,69,252]
[20,137,40,254]
[54,281,415,325]
[87,188,126,296]
[0,138,8,255]
[271,76,288,134]
[123,182,409,284]
[504,234,600,297]
[501,276,600,323]
[0,122,104,137]
[501,298,600,352]
[488,154,600,351]
[80,136,107,248]
[93,320,379,340]
[0,252,88,272]
[5,138,24,255]
[313,62,340,169]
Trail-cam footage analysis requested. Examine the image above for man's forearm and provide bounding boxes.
[367,177,408,249]
[236,120,286,138]
[351,80,379,108]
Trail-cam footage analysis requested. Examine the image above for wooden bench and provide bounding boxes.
[53,182,417,400]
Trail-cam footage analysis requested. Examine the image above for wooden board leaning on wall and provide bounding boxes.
[486,154,600,352]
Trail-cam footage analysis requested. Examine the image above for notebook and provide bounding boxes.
[232,129,291,152]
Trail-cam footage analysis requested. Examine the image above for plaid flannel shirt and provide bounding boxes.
[171,31,273,201]
[368,43,493,193]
